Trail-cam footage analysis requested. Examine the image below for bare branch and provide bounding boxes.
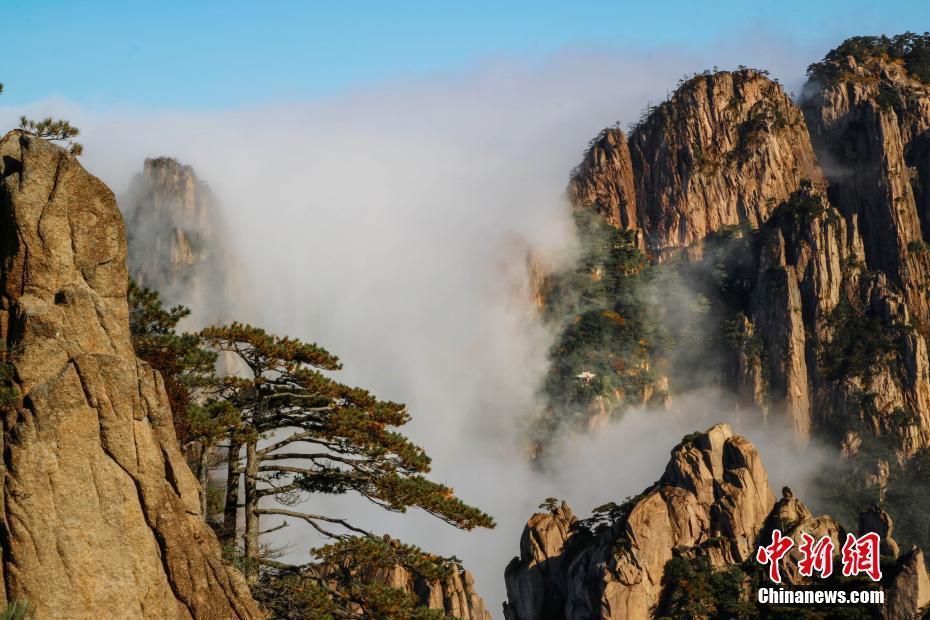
[255,508,374,539]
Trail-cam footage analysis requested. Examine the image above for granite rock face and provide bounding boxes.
[505,427,930,619]
[502,502,576,620]
[569,129,638,230]
[562,48,930,468]
[885,547,930,620]
[759,487,845,586]
[570,69,822,257]
[0,131,261,619]
[802,53,930,329]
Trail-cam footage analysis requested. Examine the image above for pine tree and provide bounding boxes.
[126,285,494,616]
[1,79,83,155]
[198,323,494,613]
[18,116,83,155]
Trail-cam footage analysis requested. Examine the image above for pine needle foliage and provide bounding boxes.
[18,116,84,155]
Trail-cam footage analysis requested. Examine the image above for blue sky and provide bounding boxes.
[2,1,927,108]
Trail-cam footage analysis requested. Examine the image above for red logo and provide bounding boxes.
[841,532,882,582]
[756,530,882,583]
[756,529,794,584]
[798,533,835,579]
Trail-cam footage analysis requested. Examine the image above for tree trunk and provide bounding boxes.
[222,438,241,546]
[243,438,260,581]
[198,441,210,518]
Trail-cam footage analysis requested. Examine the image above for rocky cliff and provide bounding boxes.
[122,157,234,325]
[570,69,822,257]
[0,131,261,618]
[504,425,930,619]
[505,424,774,619]
[546,35,930,537]
[528,37,930,617]
[803,45,930,329]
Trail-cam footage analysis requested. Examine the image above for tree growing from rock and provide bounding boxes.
[18,116,83,155]
[128,281,236,515]
[0,79,83,155]
[128,287,494,616]
[198,323,493,564]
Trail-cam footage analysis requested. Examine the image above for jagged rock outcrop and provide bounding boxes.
[859,505,901,558]
[570,69,822,256]
[560,39,930,469]
[506,425,930,619]
[569,129,638,230]
[534,34,930,619]
[504,424,775,619]
[121,157,234,325]
[373,562,492,620]
[759,487,845,585]
[0,131,261,618]
[741,188,841,439]
[503,502,576,620]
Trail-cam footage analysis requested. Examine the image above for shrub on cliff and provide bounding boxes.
[808,32,930,84]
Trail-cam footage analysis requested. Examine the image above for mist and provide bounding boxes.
[1,37,838,612]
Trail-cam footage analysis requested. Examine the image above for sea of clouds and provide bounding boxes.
[1,32,838,611]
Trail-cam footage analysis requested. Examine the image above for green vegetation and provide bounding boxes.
[0,359,21,413]
[539,212,655,423]
[576,495,644,534]
[884,448,930,551]
[767,180,832,227]
[679,431,704,445]
[625,67,774,136]
[128,284,493,618]
[0,80,83,155]
[537,210,717,444]
[818,298,901,381]
[813,396,930,561]
[18,117,83,156]
[908,239,930,255]
[247,538,456,619]
[129,280,221,445]
[731,98,794,161]
[808,32,930,84]
[656,557,755,619]
[0,601,31,620]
